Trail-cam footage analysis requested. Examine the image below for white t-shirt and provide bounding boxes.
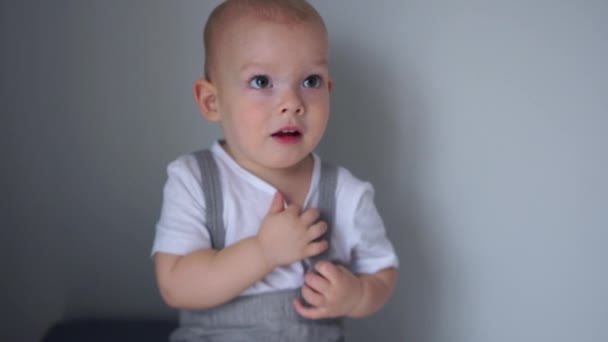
[152,141,398,295]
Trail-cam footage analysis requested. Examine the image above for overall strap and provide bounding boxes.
[309,161,338,265]
[193,149,225,250]
[300,161,338,308]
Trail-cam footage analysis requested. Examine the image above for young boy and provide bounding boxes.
[152,1,398,340]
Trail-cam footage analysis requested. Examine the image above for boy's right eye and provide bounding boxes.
[249,75,272,89]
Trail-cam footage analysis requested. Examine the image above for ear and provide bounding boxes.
[193,78,220,122]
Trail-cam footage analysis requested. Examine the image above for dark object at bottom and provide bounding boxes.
[40,319,177,342]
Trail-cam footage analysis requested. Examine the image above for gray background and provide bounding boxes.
[2,1,607,341]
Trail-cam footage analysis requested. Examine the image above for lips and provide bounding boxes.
[271,126,302,144]
[271,129,301,138]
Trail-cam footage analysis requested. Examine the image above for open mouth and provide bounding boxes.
[271,129,301,138]
[271,128,302,144]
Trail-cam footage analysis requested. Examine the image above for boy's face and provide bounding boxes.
[199,15,332,174]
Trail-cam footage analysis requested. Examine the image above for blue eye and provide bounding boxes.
[249,75,272,89]
[303,75,322,88]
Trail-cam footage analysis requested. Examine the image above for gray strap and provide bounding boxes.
[300,161,338,307]
[193,149,225,250]
[309,161,338,265]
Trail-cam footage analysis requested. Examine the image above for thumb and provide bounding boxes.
[267,191,285,214]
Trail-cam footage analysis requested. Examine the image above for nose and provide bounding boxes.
[279,87,304,116]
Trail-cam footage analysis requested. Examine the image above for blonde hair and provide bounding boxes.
[203,0,327,80]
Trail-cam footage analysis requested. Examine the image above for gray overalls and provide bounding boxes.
[169,150,345,342]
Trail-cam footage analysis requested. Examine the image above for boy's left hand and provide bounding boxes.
[294,260,363,319]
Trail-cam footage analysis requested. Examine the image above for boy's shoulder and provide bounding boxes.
[165,145,221,177]
[163,151,205,184]
[167,151,200,170]
[320,158,375,200]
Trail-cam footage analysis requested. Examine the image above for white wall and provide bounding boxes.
[2,1,607,341]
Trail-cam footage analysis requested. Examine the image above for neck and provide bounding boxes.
[253,154,314,190]
[265,156,314,206]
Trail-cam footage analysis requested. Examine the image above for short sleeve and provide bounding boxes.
[151,155,212,256]
[348,183,399,274]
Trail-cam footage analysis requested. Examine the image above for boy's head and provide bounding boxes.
[195,0,333,174]
[203,0,327,81]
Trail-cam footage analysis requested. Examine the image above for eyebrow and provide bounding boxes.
[239,59,328,73]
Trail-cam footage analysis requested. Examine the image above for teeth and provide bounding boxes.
[282,130,297,133]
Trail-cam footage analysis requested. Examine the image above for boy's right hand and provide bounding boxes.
[256,191,328,268]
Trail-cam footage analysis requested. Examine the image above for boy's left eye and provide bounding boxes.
[302,75,323,88]
[249,75,272,89]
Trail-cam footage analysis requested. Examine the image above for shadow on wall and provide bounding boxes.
[318,42,438,342]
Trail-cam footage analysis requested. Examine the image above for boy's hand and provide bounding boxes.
[294,261,363,319]
[256,192,328,268]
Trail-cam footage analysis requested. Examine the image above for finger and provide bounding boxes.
[267,191,285,214]
[314,260,338,282]
[301,284,325,307]
[293,298,329,320]
[300,208,320,226]
[284,201,301,215]
[305,271,331,294]
[305,239,328,257]
[306,221,327,241]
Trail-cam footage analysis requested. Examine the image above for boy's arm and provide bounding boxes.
[155,192,328,310]
[349,267,397,318]
[155,236,273,310]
